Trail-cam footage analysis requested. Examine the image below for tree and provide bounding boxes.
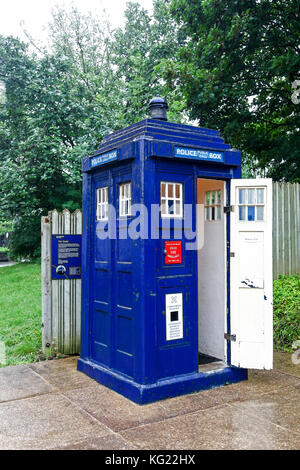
[0,36,83,257]
[161,0,300,181]
[112,0,184,125]
[0,2,182,257]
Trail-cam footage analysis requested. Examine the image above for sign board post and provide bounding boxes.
[41,209,82,356]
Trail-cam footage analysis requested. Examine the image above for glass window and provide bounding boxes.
[257,206,264,221]
[119,182,132,217]
[205,190,222,221]
[248,189,255,204]
[239,189,246,204]
[161,182,183,218]
[97,187,108,220]
[257,189,264,204]
[239,205,246,221]
[248,206,255,221]
[238,187,265,222]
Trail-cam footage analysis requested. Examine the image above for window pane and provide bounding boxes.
[161,200,166,215]
[248,189,255,204]
[257,206,264,221]
[206,192,210,205]
[168,184,173,198]
[175,184,180,198]
[175,200,181,215]
[168,199,174,214]
[211,207,215,220]
[211,191,215,204]
[217,205,221,220]
[257,188,264,204]
[239,206,246,221]
[217,190,221,204]
[161,183,166,198]
[205,207,210,221]
[248,206,255,221]
[239,189,246,204]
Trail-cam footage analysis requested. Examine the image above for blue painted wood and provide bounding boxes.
[80,172,92,360]
[80,117,244,403]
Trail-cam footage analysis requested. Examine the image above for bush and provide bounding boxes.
[9,215,41,260]
[273,275,300,352]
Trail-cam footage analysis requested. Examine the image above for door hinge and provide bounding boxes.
[224,333,236,342]
[224,205,234,213]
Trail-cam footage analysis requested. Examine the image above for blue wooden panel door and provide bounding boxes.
[156,168,198,379]
[91,170,136,379]
[91,176,112,367]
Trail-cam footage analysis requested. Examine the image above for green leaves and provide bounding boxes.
[165,0,300,181]
[0,2,184,258]
[273,275,300,352]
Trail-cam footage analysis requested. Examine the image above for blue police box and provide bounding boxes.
[78,97,273,404]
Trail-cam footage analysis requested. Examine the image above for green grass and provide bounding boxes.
[0,263,42,367]
[273,275,300,352]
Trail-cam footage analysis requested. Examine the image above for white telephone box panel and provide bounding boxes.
[230,179,273,369]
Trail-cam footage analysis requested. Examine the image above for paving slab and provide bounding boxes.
[120,404,300,450]
[0,365,54,403]
[53,434,135,450]
[0,354,299,450]
[29,357,95,391]
[230,386,300,435]
[63,382,168,432]
[0,392,114,450]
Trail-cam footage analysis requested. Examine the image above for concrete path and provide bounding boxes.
[0,261,17,268]
[0,354,299,450]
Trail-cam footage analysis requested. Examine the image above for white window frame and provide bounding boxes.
[119,182,132,217]
[160,182,183,218]
[205,190,222,221]
[96,186,108,221]
[237,187,265,222]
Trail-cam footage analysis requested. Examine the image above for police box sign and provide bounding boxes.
[174,146,224,163]
[91,149,118,168]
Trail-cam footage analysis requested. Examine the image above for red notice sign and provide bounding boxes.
[165,241,182,265]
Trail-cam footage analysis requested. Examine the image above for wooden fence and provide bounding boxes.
[273,182,300,279]
[41,209,82,355]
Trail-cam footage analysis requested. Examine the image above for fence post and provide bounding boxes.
[41,215,52,354]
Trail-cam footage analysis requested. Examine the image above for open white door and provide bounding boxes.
[230,178,273,369]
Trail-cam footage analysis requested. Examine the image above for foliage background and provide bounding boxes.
[273,275,300,352]
[0,0,299,258]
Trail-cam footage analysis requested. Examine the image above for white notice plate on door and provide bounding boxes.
[165,293,183,341]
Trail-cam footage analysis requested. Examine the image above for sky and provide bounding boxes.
[0,0,154,43]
